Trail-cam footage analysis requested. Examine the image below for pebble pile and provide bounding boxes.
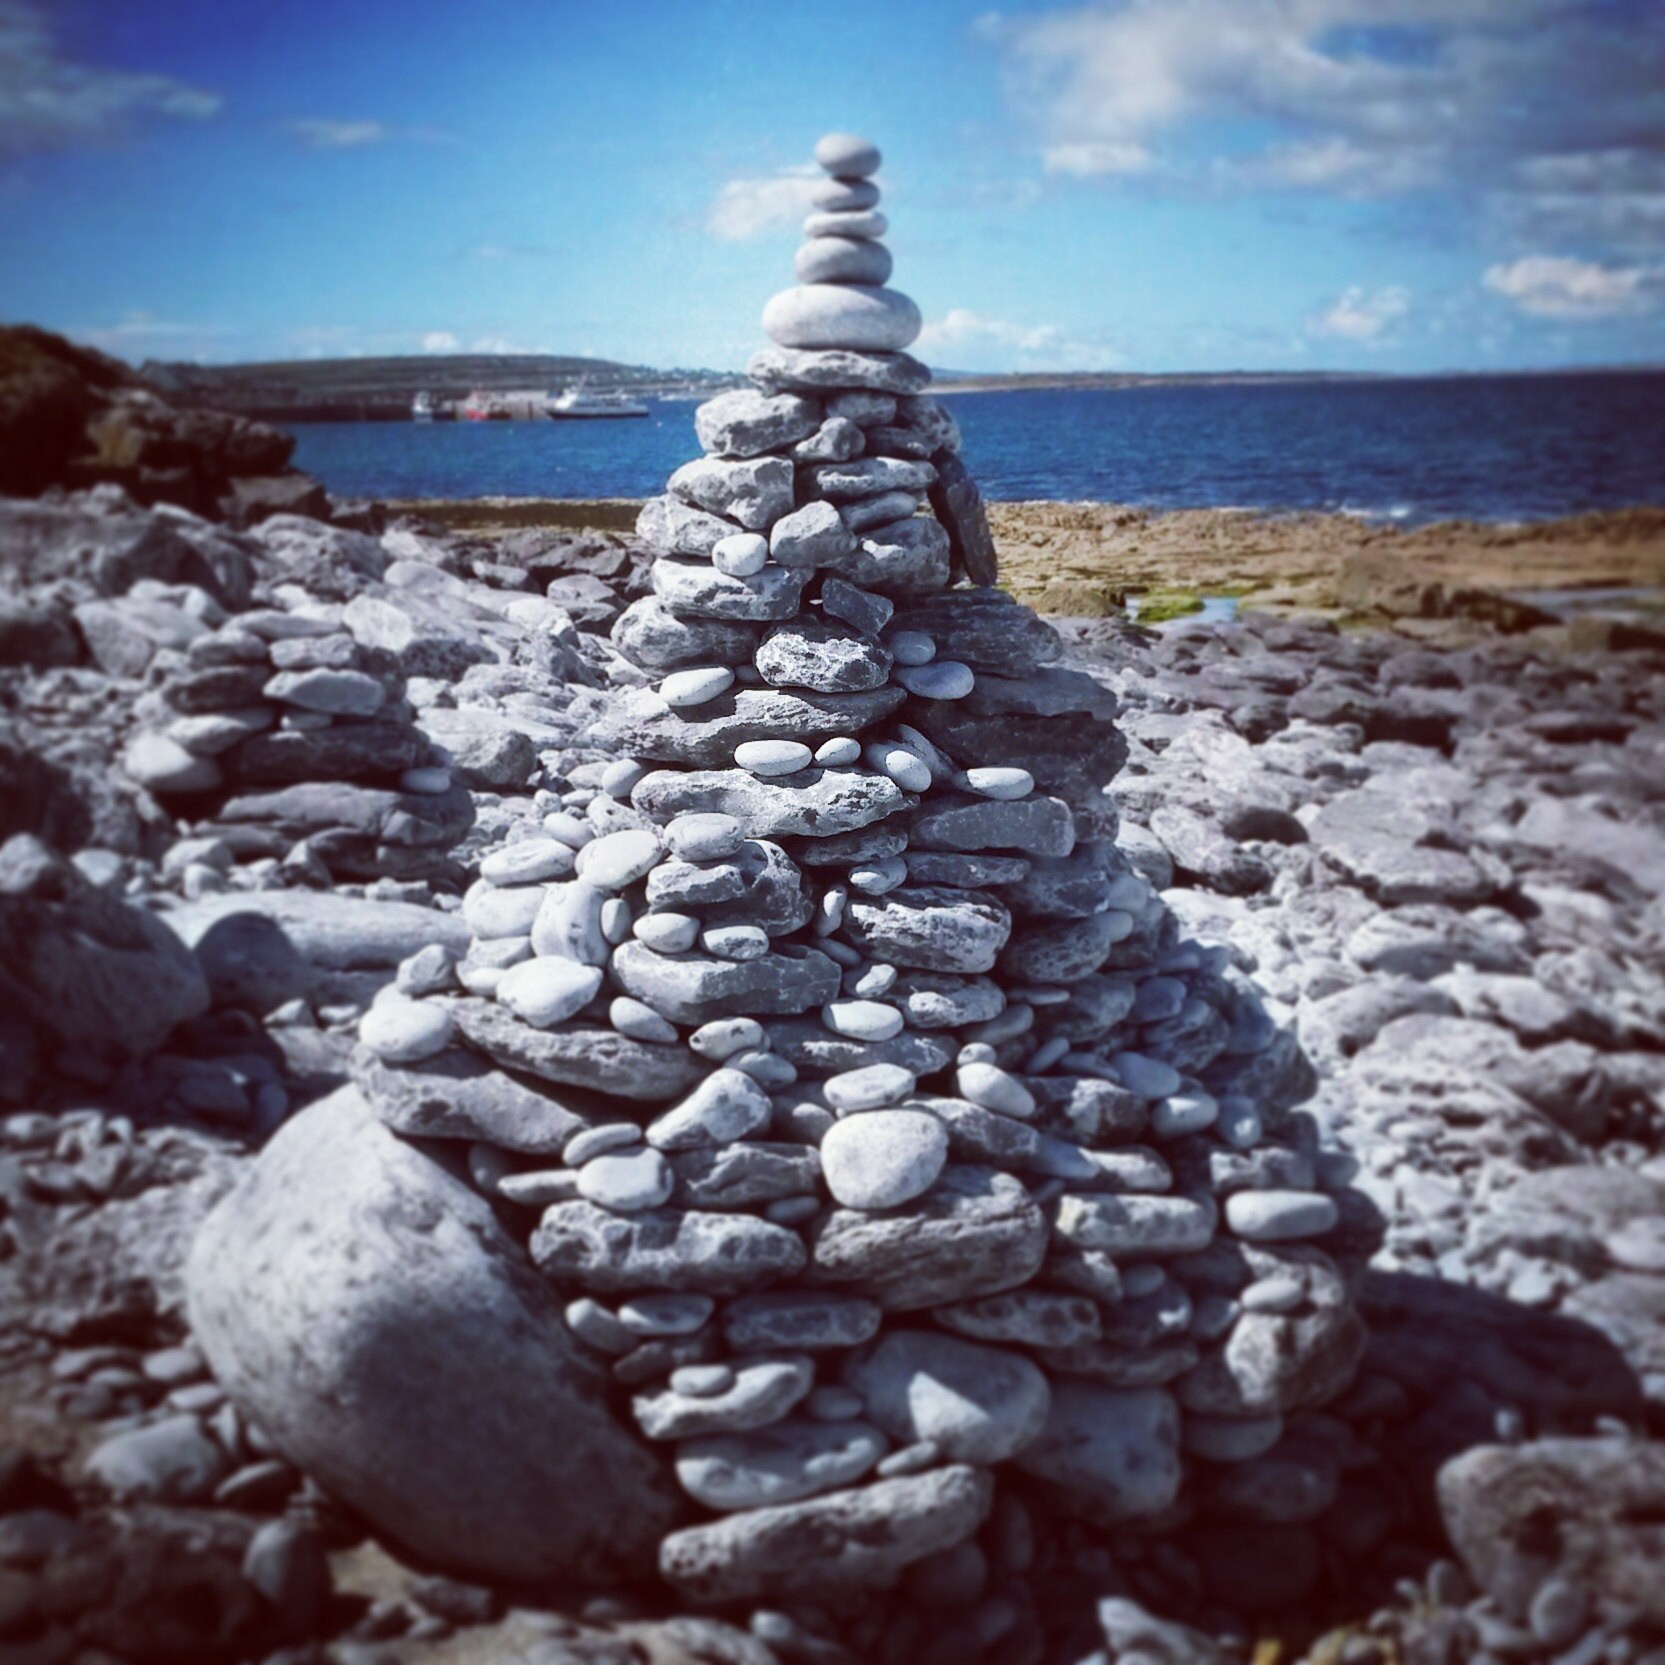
[121,602,473,884]
[351,134,1367,1602]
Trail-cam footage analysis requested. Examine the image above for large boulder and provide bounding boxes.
[187,1087,682,1584]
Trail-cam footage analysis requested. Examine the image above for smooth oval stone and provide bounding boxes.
[956,1061,1035,1119]
[734,740,813,777]
[480,839,576,886]
[601,758,648,798]
[1111,1053,1182,1098]
[1151,1089,1219,1139]
[866,743,931,794]
[671,1364,736,1398]
[564,1123,643,1165]
[795,237,894,286]
[665,812,745,862]
[821,1109,948,1210]
[824,1062,918,1112]
[497,958,604,1029]
[578,1147,674,1212]
[887,630,936,666]
[814,735,863,767]
[620,1293,716,1336]
[703,925,771,961]
[803,209,887,240]
[610,996,679,1045]
[762,285,921,353]
[359,998,452,1064]
[675,1418,886,1512]
[712,533,769,577]
[577,829,663,890]
[633,912,700,954]
[690,1017,767,1060]
[821,1000,905,1042]
[895,661,974,700]
[814,132,882,177]
[811,177,880,211]
[965,767,1033,801]
[464,882,547,942]
[1224,1191,1340,1242]
[600,897,633,945]
[661,666,736,709]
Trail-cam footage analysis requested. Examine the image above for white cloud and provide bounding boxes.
[981,0,1665,250]
[0,1,220,156]
[916,307,1121,369]
[1482,256,1659,320]
[286,118,388,150]
[707,169,818,241]
[919,308,1064,355]
[1043,140,1151,178]
[422,331,461,353]
[1307,286,1410,343]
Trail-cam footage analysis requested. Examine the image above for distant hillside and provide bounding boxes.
[141,353,735,422]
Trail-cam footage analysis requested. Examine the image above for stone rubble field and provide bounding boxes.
[1,142,1664,1665]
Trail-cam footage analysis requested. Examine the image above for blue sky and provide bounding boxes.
[2,0,1662,374]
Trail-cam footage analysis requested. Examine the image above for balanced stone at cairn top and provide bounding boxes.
[189,132,1365,1606]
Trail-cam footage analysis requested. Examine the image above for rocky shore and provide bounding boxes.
[2,158,1665,1665]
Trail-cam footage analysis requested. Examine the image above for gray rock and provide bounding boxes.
[532,1202,808,1294]
[636,494,735,557]
[847,1330,1051,1464]
[757,622,892,693]
[811,1165,1049,1309]
[695,389,821,459]
[187,1087,678,1584]
[749,346,932,396]
[1054,1194,1218,1256]
[763,284,922,352]
[910,794,1076,858]
[612,941,841,1026]
[770,499,859,570]
[723,1292,883,1352]
[647,1069,773,1151]
[1439,1439,1665,1625]
[675,1418,886,1511]
[843,886,1012,974]
[652,557,806,622]
[927,451,998,587]
[669,1143,823,1209]
[1309,788,1496,906]
[633,766,907,841]
[820,1109,949,1209]
[660,1465,993,1601]
[669,456,795,531]
[612,596,760,673]
[85,1414,229,1503]
[842,517,952,594]
[350,1047,594,1154]
[1015,1383,1181,1524]
[451,998,704,1101]
[796,236,894,285]
[635,1353,815,1440]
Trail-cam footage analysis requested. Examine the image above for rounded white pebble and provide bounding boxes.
[887,630,936,666]
[735,739,812,777]
[690,1017,766,1060]
[821,1109,947,1209]
[865,743,931,794]
[575,828,662,889]
[965,767,1033,801]
[822,1000,904,1042]
[359,998,452,1064]
[814,132,881,178]
[824,1062,917,1112]
[665,812,744,862]
[815,736,862,767]
[702,924,770,961]
[480,839,576,885]
[601,758,648,797]
[895,661,973,700]
[564,1122,644,1165]
[956,1060,1036,1118]
[578,1147,673,1212]
[634,912,700,953]
[660,666,735,709]
[601,896,634,944]
[610,996,679,1045]
[712,533,768,577]
[497,958,603,1028]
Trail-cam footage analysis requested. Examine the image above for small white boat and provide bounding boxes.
[412,390,436,421]
[547,384,649,419]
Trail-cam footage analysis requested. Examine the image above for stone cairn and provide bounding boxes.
[350,133,1367,1602]
[121,604,473,884]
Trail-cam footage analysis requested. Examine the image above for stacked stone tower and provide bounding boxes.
[202,134,1367,1606]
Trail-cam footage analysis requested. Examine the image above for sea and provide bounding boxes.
[287,369,1665,526]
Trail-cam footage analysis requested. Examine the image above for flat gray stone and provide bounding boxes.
[763,283,922,352]
[637,494,735,558]
[847,1330,1051,1464]
[1053,1194,1218,1257]
[842,517,951,595]
[695,389,821,459]
[652,558,806,622]
[935,1289,1103,1348]
[749,346,932,396]
[612,941,841,1026]
[723,1292,883,1352]
[811,1165,1048,1310]
[669,1143,823,1210]
[635,1353,814,1440]
[1015,1383,1181,1525]
[675,1418,887,1511]
[633,766,908,841]
[810,457,937,501]
[669,456,795,531]
[910,794,1077,857]
[757,622,892,693]
[889,590,1059,676]
[843,886,1012,974]
[451,998,704,1101]
[770,499,858,570]
[611,597,759,673]
[532,1202,808,1295]
[660,1465,993,1601]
